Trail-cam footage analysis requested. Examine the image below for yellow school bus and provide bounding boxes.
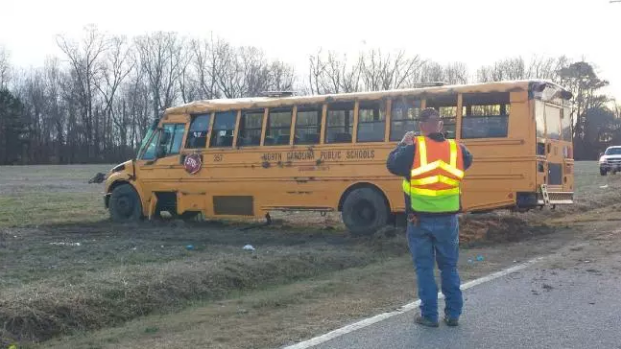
[103,80,574,235]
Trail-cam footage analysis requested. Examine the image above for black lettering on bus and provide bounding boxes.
[320,150,342,160]
[213,154,223,162]
[346,149,375,159]
[261,153,282,161]
[287,150,315,161]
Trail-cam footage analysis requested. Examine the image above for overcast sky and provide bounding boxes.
[1,0,619,99]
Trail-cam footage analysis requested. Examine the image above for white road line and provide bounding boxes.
[281,257,544,349]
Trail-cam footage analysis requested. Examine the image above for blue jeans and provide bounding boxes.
[406,215,463,322]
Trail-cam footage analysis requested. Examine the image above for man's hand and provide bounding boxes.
[400,131,415,146]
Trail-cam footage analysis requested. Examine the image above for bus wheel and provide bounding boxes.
[341,188,389,236]
[109,184,143,222]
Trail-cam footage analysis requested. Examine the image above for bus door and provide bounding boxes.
[536,99,568,194]
[135,122,187,213]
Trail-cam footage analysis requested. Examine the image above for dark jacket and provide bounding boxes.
[386,133,473,216]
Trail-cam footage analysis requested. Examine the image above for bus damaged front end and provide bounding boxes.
[103,118,159,215]
[103,160,138,210]
[518,81,574,210]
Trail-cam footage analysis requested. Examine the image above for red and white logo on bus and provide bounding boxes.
[184,154,202,175]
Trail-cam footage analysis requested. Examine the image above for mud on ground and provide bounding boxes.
[0,162,619,347]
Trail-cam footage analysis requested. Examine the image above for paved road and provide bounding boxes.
[308,245,621,349]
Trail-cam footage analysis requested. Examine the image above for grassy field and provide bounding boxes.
[1,162,620,349]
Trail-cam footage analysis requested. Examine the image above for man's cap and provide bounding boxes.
[420,108,440,122]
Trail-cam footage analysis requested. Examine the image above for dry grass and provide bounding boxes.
[1,161,619,348]
[34,221,595,349]
[0,165,110,227]
[0,219,408,344]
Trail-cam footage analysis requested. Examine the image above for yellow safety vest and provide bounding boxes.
[402,136,465,213]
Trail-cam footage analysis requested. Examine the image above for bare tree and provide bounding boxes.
[415,61,446,84]
[360,49,423,90]
[240,46,272,97]
[308,49,327,95]
[56,24,110,159]
[1,29,617,165]
[190,35,223,100]
[124,67,151,148]
[477,57,526,82]
[95,35,133,155]
[0,45,11,89]
[444,62,468,85]
[134,32,190,117]
[307,50,363,94]
[43,57,66,163]
[268,61,295,92]
[215,45,295,98]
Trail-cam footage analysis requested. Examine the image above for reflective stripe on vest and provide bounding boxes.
[404,136,465,213]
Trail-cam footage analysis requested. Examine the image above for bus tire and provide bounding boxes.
[109,184,143,222]
[341,188,389,236]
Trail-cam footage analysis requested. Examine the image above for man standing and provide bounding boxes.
[386,108,473,327]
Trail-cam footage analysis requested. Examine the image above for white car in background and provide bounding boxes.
[599,146,621,175]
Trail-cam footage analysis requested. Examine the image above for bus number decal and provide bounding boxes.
[213,154,223,162]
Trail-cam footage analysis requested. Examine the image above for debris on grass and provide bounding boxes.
[49,242,81,247]
[88,172,106,184]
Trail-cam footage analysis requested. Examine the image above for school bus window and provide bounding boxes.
[140,132,159,160]
[535,101,545,138]
[237,110,264,147]
[544,104,561,140]
[295,105,321,145]
[186,114,211,148]
[266,108,293,145]
[161,123,185,156]
[561,106,571,141]
[390,98,421,141]
[325,102,354,144]
[427,94,457,139]
[210,111,237,147]
[357,100,386,143]
[462,92,510,139]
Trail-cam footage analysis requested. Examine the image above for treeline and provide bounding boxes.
[0,25,619,164]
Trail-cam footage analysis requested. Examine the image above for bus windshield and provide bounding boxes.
[137,119,159,159]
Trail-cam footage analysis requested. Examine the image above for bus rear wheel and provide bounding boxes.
[109,184,143,222]
[341,188,389,236]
